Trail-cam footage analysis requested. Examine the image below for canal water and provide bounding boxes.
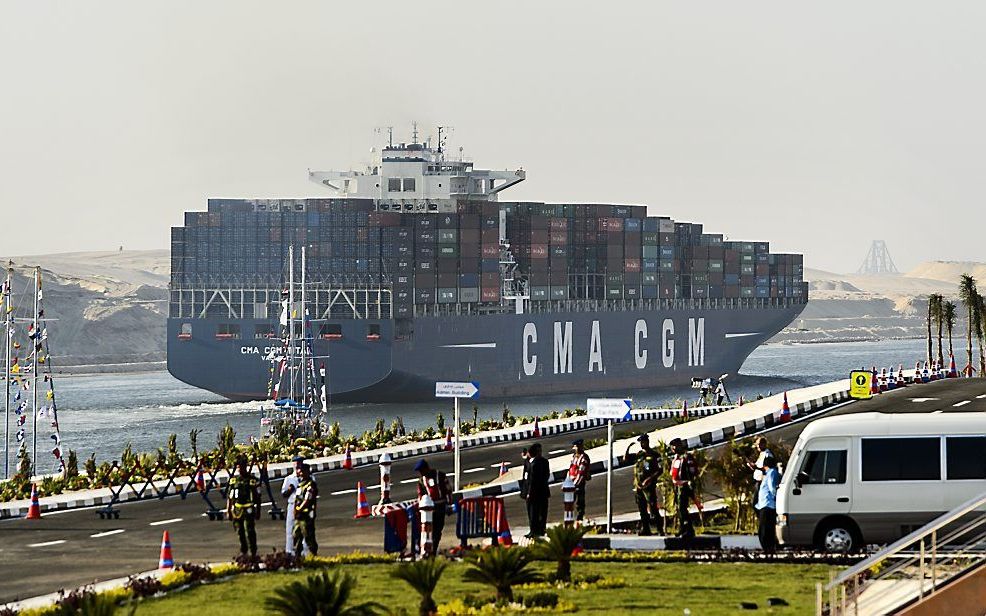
[6,338,927,472]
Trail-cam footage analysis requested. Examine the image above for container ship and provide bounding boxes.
[167,132,807,402]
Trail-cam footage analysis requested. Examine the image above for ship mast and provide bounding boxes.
[300,245,308,407]
[287,245,295,402]
[31,266,39,471]
[2,262,11,479]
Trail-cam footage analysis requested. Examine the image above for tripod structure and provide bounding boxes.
[857,240,900,275]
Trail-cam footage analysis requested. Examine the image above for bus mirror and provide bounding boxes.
[796,471,809,487]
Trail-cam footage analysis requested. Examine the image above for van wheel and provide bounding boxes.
[816,519,861,553]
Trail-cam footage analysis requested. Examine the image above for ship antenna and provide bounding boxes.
[387,126,393,147]
[411,121,418,144]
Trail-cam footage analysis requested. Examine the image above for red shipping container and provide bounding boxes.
[549,232,567,244]
[601,217,624,232]
[549,218,568,231]
[625,258,641,272]
[481,244,499,258]
[481,287,501,302]
[529,244,548,258]
[481,229,498,243]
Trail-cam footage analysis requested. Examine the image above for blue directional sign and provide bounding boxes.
[586,398,632,420]
[435,381,480,399]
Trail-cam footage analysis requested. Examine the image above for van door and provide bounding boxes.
[787,437,851,545]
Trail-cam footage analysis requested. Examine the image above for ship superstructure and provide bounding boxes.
[168,130,807,402]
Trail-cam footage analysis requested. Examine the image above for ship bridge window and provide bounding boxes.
[428,203,439,211]
[387,178,402,192]
[254,324,276,339]
[402,178,416,192]
[215,323,241,340]
[177,323,192,340]
[366,324,381,341]
[319,323,343,340]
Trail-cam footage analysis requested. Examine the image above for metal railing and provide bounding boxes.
[819,490,986,615]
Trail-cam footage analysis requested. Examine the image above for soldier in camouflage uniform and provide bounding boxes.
[226,455,261,557]
[632,434,663,536]
[292,463,319,557]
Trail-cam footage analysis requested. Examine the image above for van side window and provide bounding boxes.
[946,436,986,480]
[862,437,940,481]
[800,450,846,484]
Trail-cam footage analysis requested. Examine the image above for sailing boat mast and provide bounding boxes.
[2,261,11,479]
[31,266,39,471]
[287,245,295,402]
[300,246,308,407]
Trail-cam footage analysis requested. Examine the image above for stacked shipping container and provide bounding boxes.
[170,198,805,311]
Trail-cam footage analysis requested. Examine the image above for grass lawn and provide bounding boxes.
[135,560,833,614]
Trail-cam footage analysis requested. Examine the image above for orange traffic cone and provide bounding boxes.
[779,392,791,423]
[26,483,41,520]
[443,427,453,452]
[949,354,958,378]
[354,481,371,519]
[343,444,353,470]
[532,416,541,438]
[158,530,174,569]
[870,367,880,395]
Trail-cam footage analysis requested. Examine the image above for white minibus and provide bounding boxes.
[777,412,986,552]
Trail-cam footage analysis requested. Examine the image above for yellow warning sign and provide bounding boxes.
[849,370,873,400]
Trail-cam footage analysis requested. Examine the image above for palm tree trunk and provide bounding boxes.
[968,306,974,375]
[937,318,944,366]
[927,301,933,365]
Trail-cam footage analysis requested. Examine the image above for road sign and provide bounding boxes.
[849,370,873,400]
[435,381,480,399]
[586,398,632,421]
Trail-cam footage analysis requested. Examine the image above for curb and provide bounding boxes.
[0,407,722,519]
[581,534,762,551]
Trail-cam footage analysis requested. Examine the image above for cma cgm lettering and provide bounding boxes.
[167,132,807,402]
[520,317,705,377]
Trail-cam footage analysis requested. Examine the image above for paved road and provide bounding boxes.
[0,417,669,602]
[3,377,984,603]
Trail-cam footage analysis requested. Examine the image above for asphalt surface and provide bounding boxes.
[3,377,984,603]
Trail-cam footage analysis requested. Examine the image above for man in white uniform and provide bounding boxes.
[281,456,306,554]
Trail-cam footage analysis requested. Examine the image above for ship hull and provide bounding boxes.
[167,303,803,402]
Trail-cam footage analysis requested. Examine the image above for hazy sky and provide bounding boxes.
[2,1,984,273]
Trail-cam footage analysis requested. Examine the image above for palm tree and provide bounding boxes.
[958,275,978,375]
[529,524,588,583]
[926,294,934,365]
[266,570,382,616]
[927,294,943,365]
[392,557,447,616]
[463,546,543,603]
[932,294,945,366]
[977,293,986,376]
[944,300,958,360]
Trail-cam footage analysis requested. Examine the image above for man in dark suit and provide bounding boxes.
[521,443,550,537]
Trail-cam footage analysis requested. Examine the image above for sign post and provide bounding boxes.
[436,381,480,491]
[587,398,632,533]
[849,370,873,400]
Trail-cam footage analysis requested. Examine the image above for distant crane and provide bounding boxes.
[857,240,900,275]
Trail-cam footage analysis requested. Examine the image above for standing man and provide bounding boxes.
[669,438,698,541]
[226,455,261,558]
[526,443,550,537]
[746,437,773,494]
[519,448,531,499]
[568,439,591,522]
[414,459,453,555]
[280,456,305,555]
[632,434,663,536]
[292,463,319,557]
[755,456,781,554]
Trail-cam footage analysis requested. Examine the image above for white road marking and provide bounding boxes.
[367,484,381,489]
[330,489,357,496]
[977,394,986,399]
[548,449,567,455]
[953,400,971,407]
[91,529,125,538]
[910,398,939,403]
[933,410,944,414]
[149,518,182,526]
[400,478,418,484]
[29,540,66,548]
[463,467,485,474]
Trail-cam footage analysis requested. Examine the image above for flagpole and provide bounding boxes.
[300,246,307,409]
[32,266,40,473]
[3,261,12,479]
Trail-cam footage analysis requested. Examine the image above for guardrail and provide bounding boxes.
[818,490,986,615]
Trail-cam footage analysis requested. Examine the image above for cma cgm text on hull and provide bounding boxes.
[167,129,807,402]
